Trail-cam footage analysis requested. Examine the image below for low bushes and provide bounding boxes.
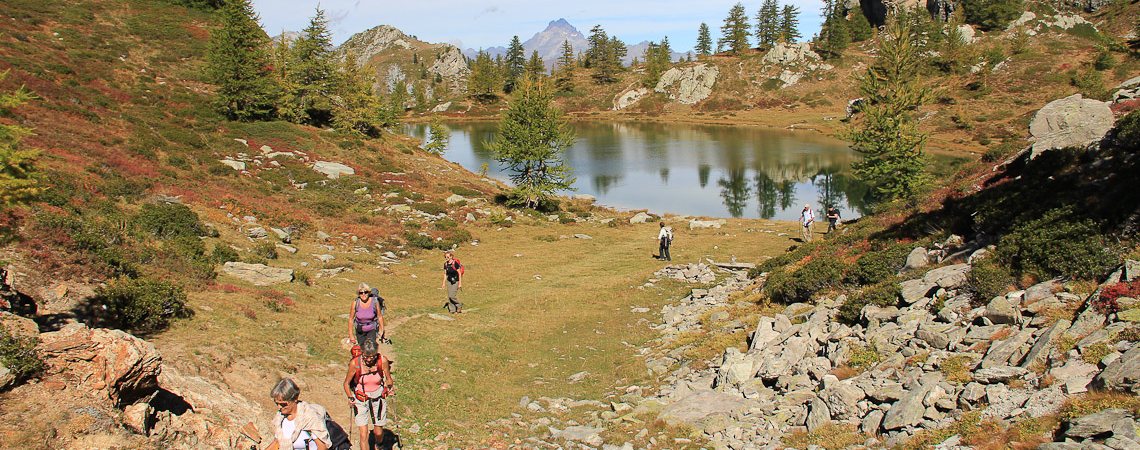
[997,207,1120,280]
[765,256,847,304]
[91,277,192,334]
[0,327,43,384]
[837,281,901,325]
[965,257,1013,304]
[134,202,206,238]
[846,243,913,285]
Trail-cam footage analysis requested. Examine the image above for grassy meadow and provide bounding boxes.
[151,215,802,446]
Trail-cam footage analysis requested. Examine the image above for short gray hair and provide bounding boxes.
[361,339,378,357]
[270,378,300,402]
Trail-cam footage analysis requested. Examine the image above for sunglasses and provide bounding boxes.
[275,401,293,409]
[358,291,368,295]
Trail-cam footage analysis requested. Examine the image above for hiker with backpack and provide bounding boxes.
[442,251,464,314]
[265,378,334,450]
[348,283,385,347]
[657,221,673,261]
[343,339,395,450]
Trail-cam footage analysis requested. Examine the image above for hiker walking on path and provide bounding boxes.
[826,206,841,234]
[343,340,395,450]
[801,204,815,242]
[266,378,332,450]
[348,283,384,348]
[442,251,464,314]
[657,222,673,261]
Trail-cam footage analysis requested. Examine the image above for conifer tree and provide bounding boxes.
[468,50,501,102]
[643,37,673,88]
[816,0,851,59]
[389,80,408,114]
[504,35,526,93]
[281,7,337,126]
[718,3,752,55]
[554,40,576,92]
[756,0,780,49]
[849,7,874,41]
[846,9,930,203]
[586,28,625,83]
[0,72,40,209]
[412,82,427,112]
[485,79,576,209]
[780,5,802,43]
[696,23,712,56]
[423,118,450,155]
[525,50,546,81]
[206,0,277,121]
[331,51,382,136]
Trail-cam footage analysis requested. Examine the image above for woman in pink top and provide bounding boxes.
[343,340,394,449]
[348,283,384,347]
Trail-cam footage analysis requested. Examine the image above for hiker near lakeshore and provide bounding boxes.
[801,204,815,242]
[657,221,673,261]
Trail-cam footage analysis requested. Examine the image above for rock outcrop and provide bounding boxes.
[654,64,719,105]
[221,262,294,286]
[38,323,162,406]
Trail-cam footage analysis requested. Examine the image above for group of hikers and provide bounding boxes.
[260,251,464,450]
[801,204,841,242]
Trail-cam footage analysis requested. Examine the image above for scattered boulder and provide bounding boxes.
[311,161,355,179]
[1092,346,1140,394]
[1065,409,1131,439]
[221,262,294,286]
[1029,94,1114,158]
[218,159,246,171]
[613,88,650,110]
[629,212,653,224]
[904,247,930,270]
[689,219,726,229]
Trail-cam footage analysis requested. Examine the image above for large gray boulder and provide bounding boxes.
[655,64,719,105]
[1092,346,1140,394]
[222,262,294,286]
[658,390,751,427]
[1029,94,1114,157]
[613,88,650,110]
[1065,409,1131,439]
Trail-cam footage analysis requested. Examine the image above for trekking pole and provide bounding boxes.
[350,403,357,450]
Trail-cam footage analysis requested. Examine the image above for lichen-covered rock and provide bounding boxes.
[613,88,650,110]
[311,161,355,179]
[655,64,719,105]
[37,323,161,406]
[1092,346,1140,394]
[222,262,294,286]
[1029,94,1114,157]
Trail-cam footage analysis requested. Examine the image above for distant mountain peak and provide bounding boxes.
[547,18,574,29]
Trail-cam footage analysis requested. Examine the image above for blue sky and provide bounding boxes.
[250,0,826,52]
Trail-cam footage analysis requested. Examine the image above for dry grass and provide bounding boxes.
[1061,391,1140,420]
[152,217,801,446]
[939,355,975,384]
[784,423,865,449]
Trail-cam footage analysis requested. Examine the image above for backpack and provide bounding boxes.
[323,414,351,450]
[445,259,464,282]
[351,353,389,401]
[369,287,386,316]
[665,227,674,244]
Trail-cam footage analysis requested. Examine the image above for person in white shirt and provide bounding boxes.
[266,378,331,450]
[657,222,673,261]
[801,204,815,243]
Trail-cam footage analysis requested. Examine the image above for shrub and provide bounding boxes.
[252,241,278,260]
[837,281,901,324]
[848,343,881,369]
[982,141,1018,163]
[940,355,975,383]
[764,256,847,304]
[961,0,1024,31]
[449,186,482,197]
[847,243,913,285]
[997,208,1120,280]
[413,202,448,216]
[965,258,1013,304]
[0,327,43,383]
[1115,111,1140,150]
[134,202,205,239]
[92,277,192,334]
[210,244,239,264]
[1093,49,1115,71]
[1081,342,1113,364]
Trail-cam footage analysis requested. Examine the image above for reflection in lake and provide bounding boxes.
[404,121,873,221]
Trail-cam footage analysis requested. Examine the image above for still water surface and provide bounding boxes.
[404,121,872,221]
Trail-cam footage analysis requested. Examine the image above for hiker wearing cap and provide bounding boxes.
[801,204,815,242]
[266,378,331,450]
[348,283,384,347]
[343,339,394,449]
[442,251,464,314]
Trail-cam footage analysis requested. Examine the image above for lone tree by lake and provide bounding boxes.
[846,8,930,203]
[485,79,576,209]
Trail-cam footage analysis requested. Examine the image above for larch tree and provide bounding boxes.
[205,0,277,121]
[525,50,546,82]
[756,0,781,49]
[780,5,802,43]
[485,79,576,210]
[281,7,338,126]
[846,8,930,203]
[696,23,712,56]
[718,2,752,55]
[331,51,382,136]
[504,35,526,93]
[423,118,450,155]
[554,40,576,92]
[0,72,40,209]
[467,50,501,102]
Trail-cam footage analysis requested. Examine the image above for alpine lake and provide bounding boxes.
[404,121,964,221]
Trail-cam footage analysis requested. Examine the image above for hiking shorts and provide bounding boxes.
[353,395,388,427]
